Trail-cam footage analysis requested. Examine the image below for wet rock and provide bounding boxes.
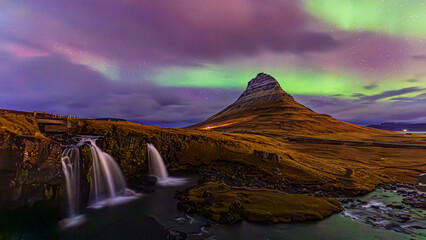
[396,189,407,195]
[342,187,425,238]
[384,222,400,231]
[380,184,397,191]
[176,201,195,214]
[167,230,187,240]
[416,173,426,192]
[253,150,281,162]
[222,200,244,224]
[417,185,426,192]
[397,214,410,223]
[314,191,325,197]
[418,173,426,184]
[402,196,426,209]
[133,175,157,193]
[386,203,404,209]
[143,175,158,186]
[202,191,214,205]
[411,225,426,229]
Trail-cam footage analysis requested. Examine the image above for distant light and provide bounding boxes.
[403,129,407,132]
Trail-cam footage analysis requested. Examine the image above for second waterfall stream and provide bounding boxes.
[146,143,187,186]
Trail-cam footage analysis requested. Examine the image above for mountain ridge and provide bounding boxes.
[187,73,394,139]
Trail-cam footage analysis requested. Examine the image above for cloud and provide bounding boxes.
[294,94,426,125]
[0,0,340,68]
[0,0,423,125]
[1,51,424,127]
[0,52,241,127]
[406,79,418,83]
[390,93,426,101]
[411,55,426,61]
[363,84,378,90]
[352,87,424,102]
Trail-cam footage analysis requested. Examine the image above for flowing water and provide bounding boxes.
[147,143,187,186]
[147,143,168,180]
[61,148,80,218]
[87,138,128,205]
[60,137,135,228]
[1,171,422,240]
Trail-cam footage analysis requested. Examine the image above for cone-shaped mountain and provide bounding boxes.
[188,73,384,138]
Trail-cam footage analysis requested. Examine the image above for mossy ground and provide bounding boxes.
[178,182,342,223]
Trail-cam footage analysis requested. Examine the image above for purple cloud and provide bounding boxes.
[0,0,339,67]
[352,87,425,103]
[0,52,241,127]
[0,1,422,125]
[294,94,426,125]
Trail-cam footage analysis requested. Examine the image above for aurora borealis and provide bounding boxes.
[0,0,424,126]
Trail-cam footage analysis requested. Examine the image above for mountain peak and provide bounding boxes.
[247,72,281,90]
[249,72,277,83]
[237,73,288,103]
[187,73,378,136]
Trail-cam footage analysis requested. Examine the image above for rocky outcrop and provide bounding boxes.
[234,73,293,105]
[0,112,64,210]
[176,182,343,223]
[0,135,63,209]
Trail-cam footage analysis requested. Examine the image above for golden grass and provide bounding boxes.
[73,119,426,193]
[0,113,44,138]
[186,182,342,223]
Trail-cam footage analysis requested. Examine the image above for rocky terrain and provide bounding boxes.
[0,73,425,225]
[176,182,342,224]
[0,112,63,210]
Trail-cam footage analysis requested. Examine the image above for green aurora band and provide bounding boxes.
[305,0,426,36]
[156,67,423,100]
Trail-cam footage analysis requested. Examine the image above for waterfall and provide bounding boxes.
[147,143,168,180]
[146,143,187,186]
[86,139,127,204]
[61,137,131,216]
[61,148,80,217]
[60,137,136,228]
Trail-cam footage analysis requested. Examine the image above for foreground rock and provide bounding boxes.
[176,182,342,223]
[0,112,63,209]
[340,186,425,237]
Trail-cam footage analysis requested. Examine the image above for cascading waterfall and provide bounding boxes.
[87,139,127,204]
[147,143,168,180]
[146,143,186,186]
[61,148,80,217]
[61,137,133,226]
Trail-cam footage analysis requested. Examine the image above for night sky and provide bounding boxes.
[1,0,425,127]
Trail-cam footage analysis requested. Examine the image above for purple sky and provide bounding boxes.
[0,0,425,127]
